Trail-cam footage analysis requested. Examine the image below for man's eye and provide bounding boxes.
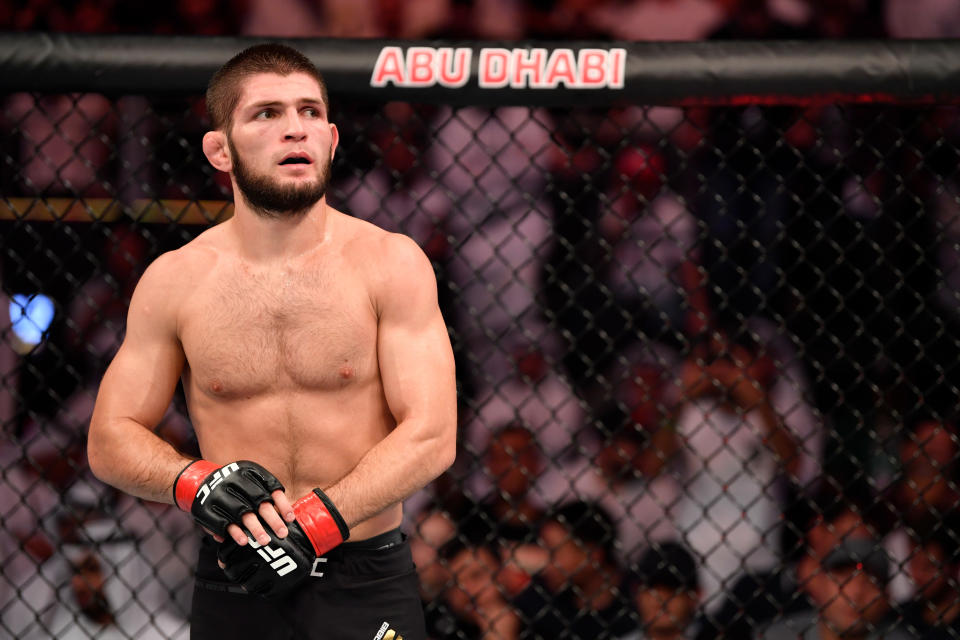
[303,108,319,118]
[255,110,275,119]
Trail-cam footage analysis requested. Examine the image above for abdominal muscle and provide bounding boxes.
[184,380,402,541]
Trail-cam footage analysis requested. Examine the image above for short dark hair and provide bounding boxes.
[547,501,618,561]
[635,541,699,592]
[206,43,329,132]
[438,536,502,566]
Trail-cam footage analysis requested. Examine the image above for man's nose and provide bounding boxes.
[283,111,307,140]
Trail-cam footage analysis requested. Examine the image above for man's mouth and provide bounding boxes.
[279,154,313,165]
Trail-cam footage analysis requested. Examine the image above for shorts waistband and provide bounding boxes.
[338,528,404,552]
[195,527,414,594]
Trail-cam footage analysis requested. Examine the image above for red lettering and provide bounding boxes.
[370,47,406,87]
[407,47,436,87]
[609,48,626,89]
[479,48,510,88]
[512,48,546,88]
[578,49,607,88]
[544,49,577,88]
[438,48,472,88]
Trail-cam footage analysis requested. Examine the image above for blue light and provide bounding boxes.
[9,293,55,347]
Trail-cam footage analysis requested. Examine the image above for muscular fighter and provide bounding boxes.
[87,44,457,639]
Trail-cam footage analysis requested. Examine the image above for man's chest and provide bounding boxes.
[179,272,378,397]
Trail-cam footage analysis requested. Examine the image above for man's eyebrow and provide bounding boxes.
[246,98,325,110]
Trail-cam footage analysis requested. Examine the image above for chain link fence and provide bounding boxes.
[2,37,960,639]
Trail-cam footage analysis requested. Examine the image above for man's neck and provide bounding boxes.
[231,199,330,263]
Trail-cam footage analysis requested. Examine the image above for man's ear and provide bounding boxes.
[202,131,231,173]
[329,123,339,161]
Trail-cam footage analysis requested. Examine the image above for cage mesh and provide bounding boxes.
[2,87,960,639]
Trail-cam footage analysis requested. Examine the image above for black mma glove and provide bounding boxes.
[218,488,349,599]
[218,518,315,598]
[172,459,285,538]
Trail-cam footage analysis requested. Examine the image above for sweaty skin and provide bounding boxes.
[87,71,458,548]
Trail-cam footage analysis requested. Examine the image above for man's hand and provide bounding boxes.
[218,519,316,599]
[173,460,295,546]
[218,487,350,599]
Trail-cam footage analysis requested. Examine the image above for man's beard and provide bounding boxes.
[228,136,331,219]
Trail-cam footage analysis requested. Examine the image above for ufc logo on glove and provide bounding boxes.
[247,536,299,577]
[195,462,240,505]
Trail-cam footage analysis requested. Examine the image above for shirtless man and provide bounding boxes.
[87,44,457,639]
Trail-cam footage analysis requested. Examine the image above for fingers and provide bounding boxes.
[240,512,271,546]
[226,523,249,546]
[201,526,226,543]
[237,500,290,545]
[219,490,295,547]
[258,500,289,540]
[271,489,296,523]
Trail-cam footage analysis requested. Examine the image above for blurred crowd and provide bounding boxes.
[2,0,960,40]
[3,1,960,638]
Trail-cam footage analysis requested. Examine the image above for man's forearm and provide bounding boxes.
[321,418,456,529]
[87,416,194,504]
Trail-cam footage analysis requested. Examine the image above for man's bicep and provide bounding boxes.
[95,338,184,429]
[93,262,185,430]
[376,239,456,424]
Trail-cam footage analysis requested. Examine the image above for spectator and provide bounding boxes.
[673,328,801,609]
[589,0,731,41]
[891,420,960,524]
[709,0,814,39]
[696,482,880,639]
[410,502,458,603]
[427,105,556,389]
[10,478,190,639]
[538,403,681,564]
[758,536,909,639]
[468,423,546,545]
[599,145,700,351]
[882,420,960,603]
[898,516,960,639]
[621,541,701,640]
[884,0,960,38]
[334,102,444,244]
[465,343,584,462]
[5,93,115,197]
[515,501,635,640]
[434,537,521,640]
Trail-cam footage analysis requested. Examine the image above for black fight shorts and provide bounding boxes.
[190,528,425,640]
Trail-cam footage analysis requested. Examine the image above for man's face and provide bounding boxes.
[446,547,502,615]
[636,586,698,637]
[540,521,595,588]
[226,72,338,218]
[485,430,541,498]
[814,567,888,637]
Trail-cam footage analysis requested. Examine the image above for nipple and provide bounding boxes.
[211,379,224,394]
[338,365,354,380]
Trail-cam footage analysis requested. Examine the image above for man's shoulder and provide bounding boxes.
[337,210,432,284]
[338,210,423,257]
[134,227,223,296]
